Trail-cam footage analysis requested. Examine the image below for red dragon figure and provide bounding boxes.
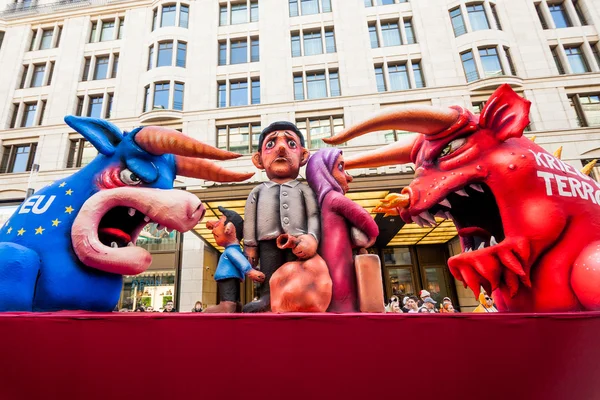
[325,84,600,312]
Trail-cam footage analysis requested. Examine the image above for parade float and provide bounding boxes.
[0,87,599,399]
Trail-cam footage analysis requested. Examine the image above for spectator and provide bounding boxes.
[192,301,203,312]
[419,297,437,313]
[440,303,455,313]
[473,292,498,313]
[135,306,145,312]
[388,302,403,313]
[163,300,177,313]
[145,306,154,312]
[419,290,431,307]
[405,296,419,313]
[401,296,410,313]
[385,295,400,312]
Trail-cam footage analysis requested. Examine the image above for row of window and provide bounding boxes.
[19,61,55,89]
[375,60,425,92]
[289,0,332,17]
[535,0,588,29]
[551,42,600,75]
[217,78,261,108]
[152,3,189,30]
[143,81,185,112]
[293,69,340,101]
[364,0,407,6]
[29,25,62,51]
[82,53,119,81]
[219,37,259,65]
[460,46,517,82]
[219,1,259,26]
[148,41,187,70]
[369,19,416,48]
[450,2,502,37]
[89,18,125,43]
[292,28,336,57]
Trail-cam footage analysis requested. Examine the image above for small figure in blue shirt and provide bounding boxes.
[204,206,265,313]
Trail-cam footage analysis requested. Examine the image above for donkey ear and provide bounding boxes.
[479,84,531,142]
[64,116,123,156]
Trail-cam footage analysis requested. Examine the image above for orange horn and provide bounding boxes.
[175,156,254,182]
[135,127,242,160]
[345,134,418,169]
[323,105,459,145]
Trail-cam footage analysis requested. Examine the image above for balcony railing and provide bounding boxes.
[1,0,124,18]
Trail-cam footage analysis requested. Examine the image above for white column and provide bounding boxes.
[89,55,97,80]
[581,39,598,72]
[398,16,407,45]
[175,3,181,27]
[107,53,115,79]
[557,42,572,74]
[472,46,485,80]
[100,91,109,119]
[24,64,34,89]
[540,0,556,29]
[497,46,511,76]
[34,98,43,125]
[406,58,416,88]
[42,60,52,86]
[32,27,42,51]
[51,23,60,48]
[15,103,25,128]
[82,94,90,117]
[460,3,472,33]
[482,1,497,30]
[563,0,581,27]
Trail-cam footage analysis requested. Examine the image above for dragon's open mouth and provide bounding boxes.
[413,183,504,252]
[98,206,153,248]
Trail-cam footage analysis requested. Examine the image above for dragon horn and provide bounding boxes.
[581,160,597,176]
[175,156,254,182]
[323,105,459,145]
[135,127,242,160]
[345,134,419,169]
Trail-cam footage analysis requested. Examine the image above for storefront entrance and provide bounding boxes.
[382,245,457,306]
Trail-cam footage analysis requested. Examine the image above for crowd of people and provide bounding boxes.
[385,290,458,313]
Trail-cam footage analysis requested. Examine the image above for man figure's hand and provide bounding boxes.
[293,234,318,260]
[245,246,259,267]
[247,269,265,282]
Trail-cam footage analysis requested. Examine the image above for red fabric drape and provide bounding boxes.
[0,312,599,400]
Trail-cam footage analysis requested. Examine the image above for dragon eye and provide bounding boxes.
[439,138,467,158]
[120,169,142,186]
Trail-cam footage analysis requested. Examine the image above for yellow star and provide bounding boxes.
[65,206,74,214]
[6,227,12,234]
[59,182,66,187]
[35,226,44,235]
[65,189,73,195]
[17,228,25,236]
[52,219,61,227]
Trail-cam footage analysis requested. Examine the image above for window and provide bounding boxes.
[479,47,503,78]
[22,103,38,127]
[219,42,227,65]
[404,20,416,44]
[82,53,119,81]
[368,23,379,48]
[30,64,45,87]
[375,65,386,92]
[251,79,260,104]
[88,96,104,119]
[0,31,4,50]
[47,61,55,85]
[412,62,425,88]
[570,94,600,127]
[176,42,187,67]
[67,139,98,168]
[573,0,587,25]
[388,64,409,91]
[218,82,227,108]
[289,0,332,16]
[383,129,414,143]
[461,50,479,82]
[157,42,173,67]
[491,4,502,30]
[291,28,336,57]
[76,93,114,118]
[549,2,572,28]
[381,22,402,46]
[153,4,190,30]
[0,144,37,174]
[296,116,344,149]
[551,46,565,74]
[218,36,259,65]
[535,3,548,29]
[40,29,53,49]
[231,39,248,64]
[153,82,170,109]
[504,47,517,75]
[304,31,323,56]
[19,66,29,89]
[230,81,248,107]
[364,0,407,5]
[467,4,490,31]
[293,69,340,100]
[450,7,467,36]
[219,1,258,25]
[161,4,177,27]
[217,123,262,154]
[94,56,109,80]
[592,43,600,70]
[30,26,62,51]
[89,18,124,42]
[373,61,424,92]
[565,46,590,73]
[174,82,184,110]
[251,38,260,62]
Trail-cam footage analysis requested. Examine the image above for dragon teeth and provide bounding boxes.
[477,242,485,250]
[128,208,136,217]
[144,216,150,223]
[470,184,484,193]
[455,189,469,197]
[439,198,451,208]
[110,242,118,248]
[419,211,437,225]
[127,242,134,247]
[445,212,453,220]
[490,236,498,246]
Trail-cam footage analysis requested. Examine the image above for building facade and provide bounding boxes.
[1,0,599,312]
